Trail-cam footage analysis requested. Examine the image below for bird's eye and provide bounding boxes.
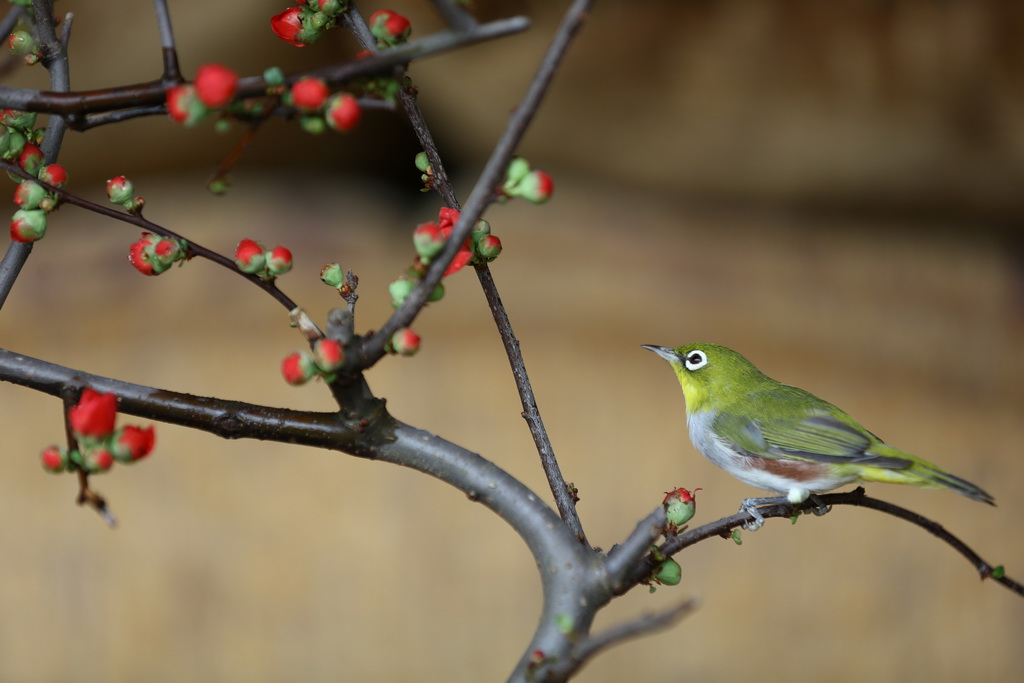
[684,351,707,371]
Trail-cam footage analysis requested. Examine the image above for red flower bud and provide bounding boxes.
[291,77,329,110]
[37,164,66,188]
[18,143,44,176]
[281,351,317,385]
[324,93,360,132]
[271,6,312,47]
[10,208,47,242]
[68,388,118,438]
[313,338,344,373]
[112,425,156,462]
[106,176,134,204]
[234,238,266,274]
[85,448,115,473]
[195,63,238,108]
[413,222,445,261]
[369,10,412,46]
[518,170,554,204]
[14,180,45,209]
[474,234,502,263]
[438,207,460,228]
[40,445,67,473]
[390,328,421,356]
[128,232,183,276]
[266,245,293,276]
[166,84,207,126]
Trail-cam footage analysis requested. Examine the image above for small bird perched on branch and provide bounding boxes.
[643,343,995,530]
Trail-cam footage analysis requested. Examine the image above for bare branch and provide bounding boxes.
[150,0,181,81]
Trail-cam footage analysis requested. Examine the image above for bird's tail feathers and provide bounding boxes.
[860,458,995,505]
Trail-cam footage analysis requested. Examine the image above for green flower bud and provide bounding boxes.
[263,66,285,87]
[428,282,445,302]
[415,151,431,173]
[320,262,345,289]
[653,558,681,586]
[301,115,326,135]
[389,277,415,307]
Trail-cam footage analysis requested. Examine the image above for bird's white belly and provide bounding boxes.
[686,409,856,496]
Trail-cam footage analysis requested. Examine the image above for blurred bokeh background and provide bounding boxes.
[2,1,1023,681]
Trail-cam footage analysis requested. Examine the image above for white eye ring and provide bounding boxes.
[684,351,707,371]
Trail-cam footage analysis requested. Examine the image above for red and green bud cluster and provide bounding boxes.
[386,328,420,357]
[500,157,554,204]
[270,2,349,47]
[234,238,293,281]
[128,232,187,276]
[663,487,700,530]
[389,208,504,310]
[368,10,412,47]
[41,388,156,475]
[106,175,145,213]
[284,77,361,134]
[8,29,40,65]
[165,63,240,128]
[281,337,346,385]
[9,162,68,243]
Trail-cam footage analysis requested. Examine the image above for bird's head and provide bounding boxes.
[642,342,762,412]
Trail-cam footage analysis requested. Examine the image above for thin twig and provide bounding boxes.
[0,16,529,117]
[150,0,181,81]
[428,0,478,32]
[616,488,1024,599]
[549,599,699,681]
[0,161,307,316]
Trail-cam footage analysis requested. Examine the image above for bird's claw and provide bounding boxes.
[807,494,832,517]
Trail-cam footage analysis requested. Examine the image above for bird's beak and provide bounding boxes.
[641,345,679,363]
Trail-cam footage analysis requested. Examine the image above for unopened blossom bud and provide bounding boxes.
[14,181,45,209]
[127,232,185,276]
[8,30,37,56]
[413,222,445,261]
[471,219,491,242]
[389,277,415,307]
[0,124,25,159]
[300,116,326,135]
[10,208,46,242]
[474,234,503,263]
[195,63,239,108]
[166,84,208,127]
[234,238,266,274]
[2,110,37,131]
[68,388,118,439]
[40,445,68,473]
[653,558,682,586]
[415,151,431,173]
[313,338,345,373]
[84,448,115,473]
[390,328,421,356]
[17,143,44,176]
[320,262,345,289]
[266,245,293,276]
[271,7,309,46]
[106,176,134,205]
[368,10,412,46]
[317,0,346,16]
[515,170,554,204]
[291,77,329,110]
[281,351,317,385]
[504,157,531,187]
[324,93,360,132]
[111,425,156,463]
[428,282,445,302]
[37,164,66,189]
[663,487,698,527]
[263,66,286,87]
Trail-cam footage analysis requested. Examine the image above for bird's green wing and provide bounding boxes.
[715,410,912,469]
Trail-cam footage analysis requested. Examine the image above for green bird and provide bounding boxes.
[643,343,995,529]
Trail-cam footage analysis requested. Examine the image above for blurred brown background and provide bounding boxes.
[2,1,1023,681]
